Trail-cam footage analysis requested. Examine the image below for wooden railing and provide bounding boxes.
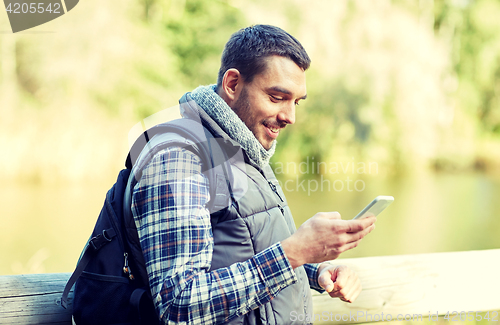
[1,249,499,324]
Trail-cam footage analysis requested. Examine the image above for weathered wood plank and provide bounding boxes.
[0,273,71,298]
[1,249,499,324]
[311,248,500,324]
[0,273,73,325]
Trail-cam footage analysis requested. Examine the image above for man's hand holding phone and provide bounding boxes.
[281,196,393,269]
[281,212,376,269]
[281,196,394,303]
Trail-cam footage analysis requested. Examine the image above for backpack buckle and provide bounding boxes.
[102,229,113,241]
[89,229,116,250]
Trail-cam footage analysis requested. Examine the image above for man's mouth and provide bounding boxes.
[268,126,279,133]
[263,122,282,139]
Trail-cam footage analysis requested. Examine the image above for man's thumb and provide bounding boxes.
[319,272,335,292]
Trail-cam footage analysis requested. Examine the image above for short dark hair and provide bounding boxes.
[217,25,311,88]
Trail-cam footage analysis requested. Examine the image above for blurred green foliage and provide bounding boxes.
[138,0,244,88]
[434,0,500,134]
[1,0,500,183]
[273,0,500,176]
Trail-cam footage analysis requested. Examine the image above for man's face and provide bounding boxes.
[231,55,307,150]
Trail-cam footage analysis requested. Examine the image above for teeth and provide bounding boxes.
[269,127,279,133]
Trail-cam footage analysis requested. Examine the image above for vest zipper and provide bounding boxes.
[268,181,285,214]
[268,181,284,202]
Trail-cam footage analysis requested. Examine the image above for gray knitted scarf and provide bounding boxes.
[189,84,276,167]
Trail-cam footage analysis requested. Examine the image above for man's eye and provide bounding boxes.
[270,95,282,102]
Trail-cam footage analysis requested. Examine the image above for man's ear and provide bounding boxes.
[220,69,241,104]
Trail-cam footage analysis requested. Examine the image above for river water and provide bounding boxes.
[1,171,499,275]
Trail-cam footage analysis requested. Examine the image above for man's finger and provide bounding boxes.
[341,271,362,302]
[344,223,376,245]
[332,267,347,288]
[318,269,335,292]
[340,216,376,234]
[343,281,362,303]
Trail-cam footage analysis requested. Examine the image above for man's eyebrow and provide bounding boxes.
[267,86,307,100]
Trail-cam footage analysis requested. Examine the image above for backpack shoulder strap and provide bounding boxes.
[121,118,233,290]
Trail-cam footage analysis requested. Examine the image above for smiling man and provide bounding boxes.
[219,55,307,150]
[131,25,376,324]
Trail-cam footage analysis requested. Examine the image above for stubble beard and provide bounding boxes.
[232,88,268,150]
[231,88,286,150]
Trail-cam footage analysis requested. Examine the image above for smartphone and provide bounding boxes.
[353,196,394,220]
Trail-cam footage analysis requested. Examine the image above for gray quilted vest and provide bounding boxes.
[180,94,314,325]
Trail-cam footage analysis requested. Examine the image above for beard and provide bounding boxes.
[231,87,286,150]
[231,86,252,126]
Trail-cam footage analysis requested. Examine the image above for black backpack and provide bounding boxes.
[61,117,235,325]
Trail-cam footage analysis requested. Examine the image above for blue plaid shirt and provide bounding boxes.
[131,146,322,324]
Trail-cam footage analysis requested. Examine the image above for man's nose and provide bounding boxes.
[278,102,296,125]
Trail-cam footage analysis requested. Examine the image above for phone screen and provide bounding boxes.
[353,196,394,219]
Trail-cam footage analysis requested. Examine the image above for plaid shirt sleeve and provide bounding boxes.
[303,263,324,292]
[131,146,299,324]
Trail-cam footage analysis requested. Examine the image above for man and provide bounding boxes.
[131,25,376,324]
